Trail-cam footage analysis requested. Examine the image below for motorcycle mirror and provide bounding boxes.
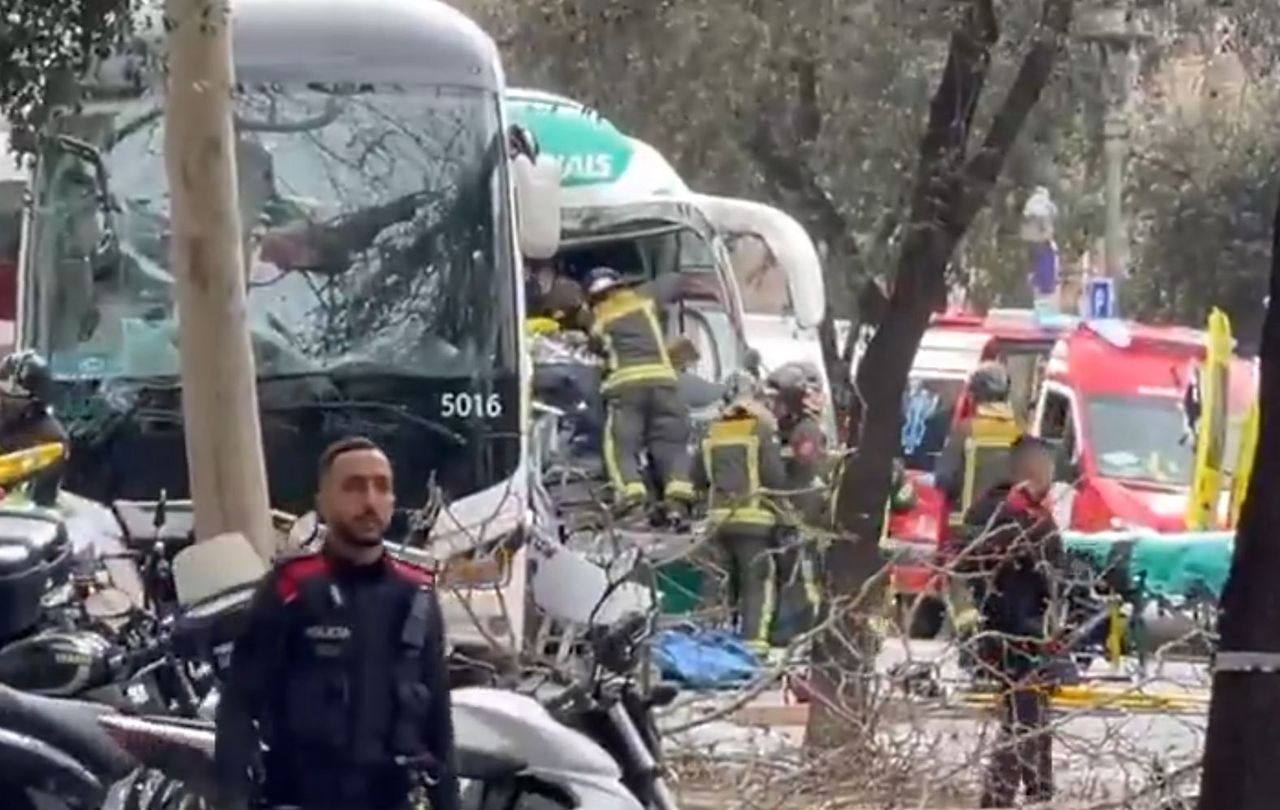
[743,348,763,378]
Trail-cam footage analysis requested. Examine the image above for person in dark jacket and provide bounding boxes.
[214,437,457,810]
[693,373,789,653]
[0,351,68,507]
[957,435,1063,808]
[586,266,695,523]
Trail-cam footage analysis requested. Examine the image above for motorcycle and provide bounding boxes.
[0,444,214,715]
[454,611,680,810]
[0,531,263,809]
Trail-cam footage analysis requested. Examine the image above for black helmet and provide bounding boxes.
[969,361,1010,403]
[585,266,625,298]
[0,351,53,403]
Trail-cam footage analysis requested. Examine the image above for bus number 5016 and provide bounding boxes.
[441,392,504,419]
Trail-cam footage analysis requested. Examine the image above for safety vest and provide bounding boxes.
[591,288,676,392]
[959,403,1021,514]
[703,415,776,527]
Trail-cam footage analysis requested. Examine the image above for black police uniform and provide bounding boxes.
[958,481,1063,808]
[591,273,695,508]
[692,402,788,652]
[214,547,458,810]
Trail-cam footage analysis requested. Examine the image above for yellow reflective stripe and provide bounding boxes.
[664,479,695,500]
[638,300,674,369]
[799,553,821,608]
[602,363,676,390]
[592,289,645,329]
[709,418,756,441]
[708,506,776,525]
[603,406,639,499]
[703,421,767,518]
[754,553,777,647]
[593,290,675,383]
[962,439,978,512]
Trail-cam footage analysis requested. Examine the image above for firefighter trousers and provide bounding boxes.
[699,527,775,651]
[603,382,694,505]
[980,682,1053,807]
[769,534,821,647]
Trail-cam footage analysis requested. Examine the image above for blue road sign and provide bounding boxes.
[1086,277,1116,320]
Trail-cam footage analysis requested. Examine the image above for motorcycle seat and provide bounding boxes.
[0,684,135,780]
[456,746,525,781]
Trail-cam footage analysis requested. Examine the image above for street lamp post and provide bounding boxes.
[1079,2,1152,285]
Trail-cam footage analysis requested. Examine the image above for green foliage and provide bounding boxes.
[1128,109,1278,348]
[0,0,133,132]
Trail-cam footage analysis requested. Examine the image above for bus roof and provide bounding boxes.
[93,0,501,91]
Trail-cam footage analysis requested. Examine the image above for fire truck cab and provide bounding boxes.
[1034,319,1256,532]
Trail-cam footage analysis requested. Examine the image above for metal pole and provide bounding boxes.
[1100,41,1131,279]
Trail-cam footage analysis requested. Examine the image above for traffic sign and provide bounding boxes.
[1086,277,1116,319]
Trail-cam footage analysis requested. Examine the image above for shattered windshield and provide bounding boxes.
[27,83,514,381]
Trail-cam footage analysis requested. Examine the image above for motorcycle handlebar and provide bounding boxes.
[84,632,170,692]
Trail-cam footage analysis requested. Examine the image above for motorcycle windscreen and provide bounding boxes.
[527,531,652,626]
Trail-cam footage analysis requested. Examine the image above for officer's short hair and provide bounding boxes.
[318,436,384,482]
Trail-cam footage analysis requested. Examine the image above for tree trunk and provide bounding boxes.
[1196,191,1280,809]
[804,0,1075,747]
[164,0,274,558]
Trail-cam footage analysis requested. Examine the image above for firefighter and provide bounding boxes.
[765,362,828,645]
[693,372,789,653]
[934,361,1019,508]
[585,266,695,523]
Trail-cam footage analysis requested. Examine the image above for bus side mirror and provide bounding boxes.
[511,128,560,261]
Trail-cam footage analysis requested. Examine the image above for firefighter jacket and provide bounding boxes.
[779,415,828,525]
[693,404,789,530]
[934,401,1020,506]
[590,274,682,393]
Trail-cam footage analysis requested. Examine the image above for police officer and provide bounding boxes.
[214,436,458,810]
[0,351,68,507]
[692,373,788,654]
[957,435,1062,808]
[585,266,695,522]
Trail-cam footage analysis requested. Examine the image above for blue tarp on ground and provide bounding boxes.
[652,626,762,688]
[1064,530,1232,603]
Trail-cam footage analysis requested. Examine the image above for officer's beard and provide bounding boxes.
[326,511,388,563]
